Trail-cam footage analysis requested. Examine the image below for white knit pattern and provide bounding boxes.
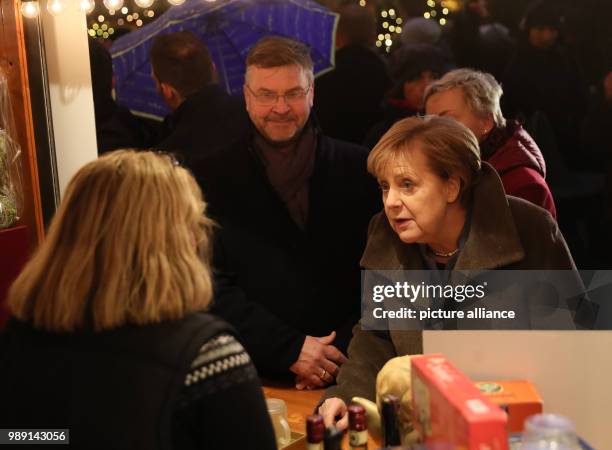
[184,334,251,387]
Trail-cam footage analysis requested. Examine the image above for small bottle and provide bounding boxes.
[380,395,401,447]
[306,415,325,450]
[323,426,344,450]
[348,404,368,449]
[521,414,581,450]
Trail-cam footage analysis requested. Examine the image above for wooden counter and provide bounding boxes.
[263,382,380,448]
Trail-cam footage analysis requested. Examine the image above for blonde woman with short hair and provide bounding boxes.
[0,150,276,450]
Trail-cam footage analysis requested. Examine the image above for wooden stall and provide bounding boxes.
[0,0,44,325]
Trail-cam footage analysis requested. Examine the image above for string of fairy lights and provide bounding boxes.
[375,7,403,52]
[424,0,450,26]
[359,0,459,54]
[19,0,216,26]
[20,0,460,44]
[19,0,217,42]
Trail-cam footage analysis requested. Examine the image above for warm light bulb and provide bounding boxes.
[77,0,95,14]
[103,0,122,11]
[134,0,154,7]
[47,0,67,15]
[20,0,40,17]
[167,0,185,6]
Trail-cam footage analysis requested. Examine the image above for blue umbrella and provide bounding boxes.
[110,0,339,118]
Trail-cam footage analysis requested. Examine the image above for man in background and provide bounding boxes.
[314,4,391,144]
[151,32,250,165]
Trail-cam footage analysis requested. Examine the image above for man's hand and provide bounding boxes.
[289,331,348,390]
[318,397,349,430]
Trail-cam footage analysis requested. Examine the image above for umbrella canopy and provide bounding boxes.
[110,0,339,118]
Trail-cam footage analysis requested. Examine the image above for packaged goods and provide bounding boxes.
[411,354,508,450]
[476,381,543,433]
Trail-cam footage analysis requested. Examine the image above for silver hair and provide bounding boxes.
[424,68,506,127]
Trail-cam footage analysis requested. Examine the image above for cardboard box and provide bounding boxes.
[411,354,508,450]
[476,381,543,433]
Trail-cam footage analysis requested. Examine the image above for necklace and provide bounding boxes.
[429,247,459,258]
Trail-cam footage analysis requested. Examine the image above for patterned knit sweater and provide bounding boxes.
[172,334,277,450]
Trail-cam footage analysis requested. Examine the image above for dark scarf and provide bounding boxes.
[479,119,518,160]
[253,123,317,230]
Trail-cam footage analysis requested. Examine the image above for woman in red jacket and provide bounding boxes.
[425,68,557,219]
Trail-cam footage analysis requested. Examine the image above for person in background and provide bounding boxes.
[477,21,516,82]
[448,0,489,69]
[399,17,442,47]
[447,0,515,81]
[193,36,380,390]
[582,66,612,168]
[364,43,452,149]
[89,39,154,154]
[502,0,586,167]
[318,116,590,430]
[582,65,612,263]
[0,150,276,450]
[313,3,391,144]
[425,68,557,218]
[399,17,454,63]
[151,32,250,166]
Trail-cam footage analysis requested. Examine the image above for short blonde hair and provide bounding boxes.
[9,150,214,332]
[368,116,482,206]
[424,68,506,127]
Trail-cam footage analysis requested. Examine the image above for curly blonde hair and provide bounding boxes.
[9,150,214,332]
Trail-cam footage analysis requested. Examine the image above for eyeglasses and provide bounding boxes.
[245,84,311,106]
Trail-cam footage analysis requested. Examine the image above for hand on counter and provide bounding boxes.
[318,397,349,430]
[289,331,348,390]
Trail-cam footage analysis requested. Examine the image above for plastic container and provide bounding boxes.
[521,414,581,450]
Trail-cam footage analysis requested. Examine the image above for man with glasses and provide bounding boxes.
[194,36,379,390]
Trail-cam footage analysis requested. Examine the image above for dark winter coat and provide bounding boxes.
[314,44,391,145]
[363,100,419,150]
[156,85,251,166]
[323,163,591,404]
[193,126,381,377]
[95,105,156,155]
[502,41,586,164]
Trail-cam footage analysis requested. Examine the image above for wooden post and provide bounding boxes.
[0,0,45,245]
[0,0,45,321]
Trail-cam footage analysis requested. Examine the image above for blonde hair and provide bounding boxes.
[424,68,506,128]
[368,116,482,206]
[9,150,214,332]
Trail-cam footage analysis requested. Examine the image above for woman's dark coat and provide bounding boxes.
[324,163,593,404]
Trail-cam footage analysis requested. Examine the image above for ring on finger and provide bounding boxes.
[320,368,327,379]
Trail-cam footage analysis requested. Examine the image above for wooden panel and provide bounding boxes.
[0,0,44,246]
[0,225,28,327]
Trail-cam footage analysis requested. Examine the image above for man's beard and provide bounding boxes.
[260,114,307,148]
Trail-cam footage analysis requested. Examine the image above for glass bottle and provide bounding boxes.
[381,395,401,447]
[323,426,344,450]
[307,414,325,450]
[348,404,368,449]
